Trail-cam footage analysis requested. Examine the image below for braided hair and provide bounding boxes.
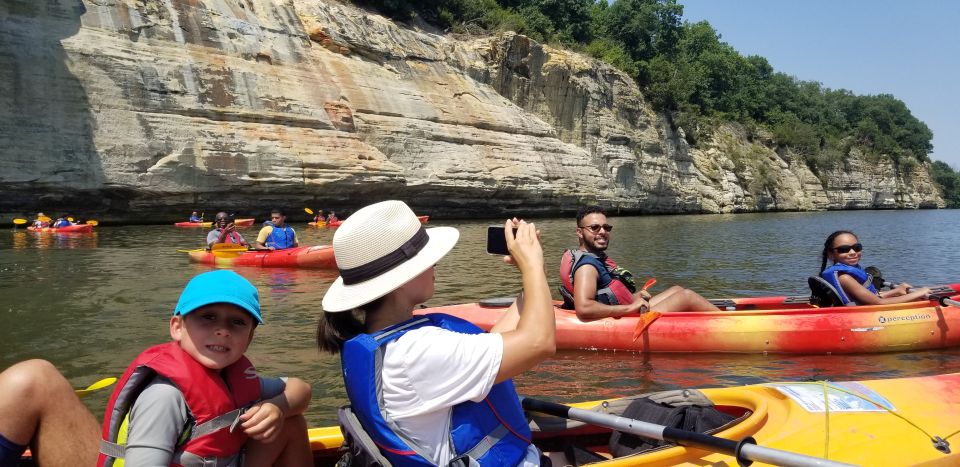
[820,230,856,273]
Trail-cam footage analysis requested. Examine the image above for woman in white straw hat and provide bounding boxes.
[318,200,555,466]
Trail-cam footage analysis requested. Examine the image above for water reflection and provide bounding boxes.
[12,230,99,249]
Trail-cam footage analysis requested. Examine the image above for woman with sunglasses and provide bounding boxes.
[819,230,930,305]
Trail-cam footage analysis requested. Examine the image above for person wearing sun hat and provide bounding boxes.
[318,200,556,466]
[97,270,312,467]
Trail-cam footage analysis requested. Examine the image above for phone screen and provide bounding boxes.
[486,226,517,255]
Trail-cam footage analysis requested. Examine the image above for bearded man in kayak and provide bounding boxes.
[254,209,298,250]
[207,212,248,249]
[560,206,718,321]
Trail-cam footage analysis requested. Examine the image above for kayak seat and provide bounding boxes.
[808,276,849,307]
[336,406,391,466]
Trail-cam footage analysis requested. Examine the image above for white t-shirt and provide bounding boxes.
[380,326,540,466]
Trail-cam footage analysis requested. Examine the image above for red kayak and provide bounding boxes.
[233,218,254,227]
[414,284,960,354]
[187,245,337,269]
[27,224,94,233]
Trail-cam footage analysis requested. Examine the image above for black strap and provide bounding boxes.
[340,227,429,285]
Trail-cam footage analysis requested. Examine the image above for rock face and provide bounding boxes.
[0,0,944,222]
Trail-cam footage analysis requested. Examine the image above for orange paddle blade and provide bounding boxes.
[642,278,657,290]
[85,220,99,226]
[632,311,662,341]
[304,207,314,215]
[13,218,27,225]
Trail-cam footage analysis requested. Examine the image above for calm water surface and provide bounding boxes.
[2,210,959,426]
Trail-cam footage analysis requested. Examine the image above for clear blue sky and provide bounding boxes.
[680,0,960,167]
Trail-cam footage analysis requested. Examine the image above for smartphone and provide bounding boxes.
[486,226,518,255]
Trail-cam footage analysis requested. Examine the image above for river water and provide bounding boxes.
[2,209,959,427]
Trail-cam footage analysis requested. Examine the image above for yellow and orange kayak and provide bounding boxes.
[186,245,337,269]
[414,284,960,354]
[307,372,960,466]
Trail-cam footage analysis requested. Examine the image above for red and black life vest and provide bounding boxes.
[97,342,261,467]
[559,249,637,309]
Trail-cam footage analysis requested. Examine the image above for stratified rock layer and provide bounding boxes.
[0,0,943,222]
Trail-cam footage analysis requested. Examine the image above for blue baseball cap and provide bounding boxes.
[173,270,263,324]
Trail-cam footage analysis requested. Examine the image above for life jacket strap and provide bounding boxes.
[189,406,248,440]
[99,439,125,459]
[454,423,509,464]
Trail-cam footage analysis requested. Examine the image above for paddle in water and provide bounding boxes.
[633,278,661,341]
[74,377,117,397]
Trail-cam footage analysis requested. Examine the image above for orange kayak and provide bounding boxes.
[187,245,337,269]
[414,284,960,354]
[326,215,427,228]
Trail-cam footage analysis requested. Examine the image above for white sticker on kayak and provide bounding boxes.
[767,382,896,413]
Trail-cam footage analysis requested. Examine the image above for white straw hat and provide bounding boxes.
[321,200,459,312]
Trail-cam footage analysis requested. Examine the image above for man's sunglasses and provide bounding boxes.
[580,224,614,233]
[833,243,863,254]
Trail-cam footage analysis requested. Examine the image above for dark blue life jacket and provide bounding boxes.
[341,313,532,466]
[265,225,295,249]
[558,249,636,309]
[821,263,878,305]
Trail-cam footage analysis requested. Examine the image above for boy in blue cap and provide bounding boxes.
[97,270,312,466]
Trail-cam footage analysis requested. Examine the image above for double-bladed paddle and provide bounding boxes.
[632,278,661,340]
[521,396,855,467]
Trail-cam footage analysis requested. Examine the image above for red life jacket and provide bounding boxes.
[215,228,244,245]
[559,249,636,309]
[97,342,261,467]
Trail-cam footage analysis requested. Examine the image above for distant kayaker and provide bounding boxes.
[31,212,49,228]
[325,210,338,223]
[0,360,100,465]
[97,270,312,466]
[559,206,719,321]
[207,212,248,249]
[51,216,72,228]
[819,230,931,305]
[254,208,298,250]
[317,200,554,466]
[188,211,202,222]
[313,209,325,224]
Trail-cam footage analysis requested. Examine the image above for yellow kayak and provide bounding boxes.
[307,372,960,466]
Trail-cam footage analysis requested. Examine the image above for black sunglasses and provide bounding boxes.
[833,243,863,254]
[580,223,613,233]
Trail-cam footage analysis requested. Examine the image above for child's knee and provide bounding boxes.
[282,414,308,440]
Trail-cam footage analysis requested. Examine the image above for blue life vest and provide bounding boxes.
[341,314,532,466]
[265,225,295,249]
[821,263,878,305]
[53,219,71,228]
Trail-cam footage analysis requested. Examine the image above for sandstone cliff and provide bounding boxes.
[0,0,943,222]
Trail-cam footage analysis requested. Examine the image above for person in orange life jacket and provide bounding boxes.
[317,200,555,466]
[562,206,719,321]
[97,270,312,467]
[819,230,930,305]
[189,211,202,223]
[254,209,298,250]
[207,212,248,249]
[325,211,338,223]
[32,213,49,229]
[0,360,100,467]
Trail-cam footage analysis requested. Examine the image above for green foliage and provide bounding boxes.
[348,0,942,189]
[930,161,960,207]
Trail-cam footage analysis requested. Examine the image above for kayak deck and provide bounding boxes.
[307,372,960,466]
[186,245,337,269]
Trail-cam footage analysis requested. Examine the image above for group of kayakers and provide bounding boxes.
[2,200,937,466]
[29,213,77,229]
[201,209,300,251]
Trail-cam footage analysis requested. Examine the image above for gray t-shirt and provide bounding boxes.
[123,375,286,466]
[206,229,247,248]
